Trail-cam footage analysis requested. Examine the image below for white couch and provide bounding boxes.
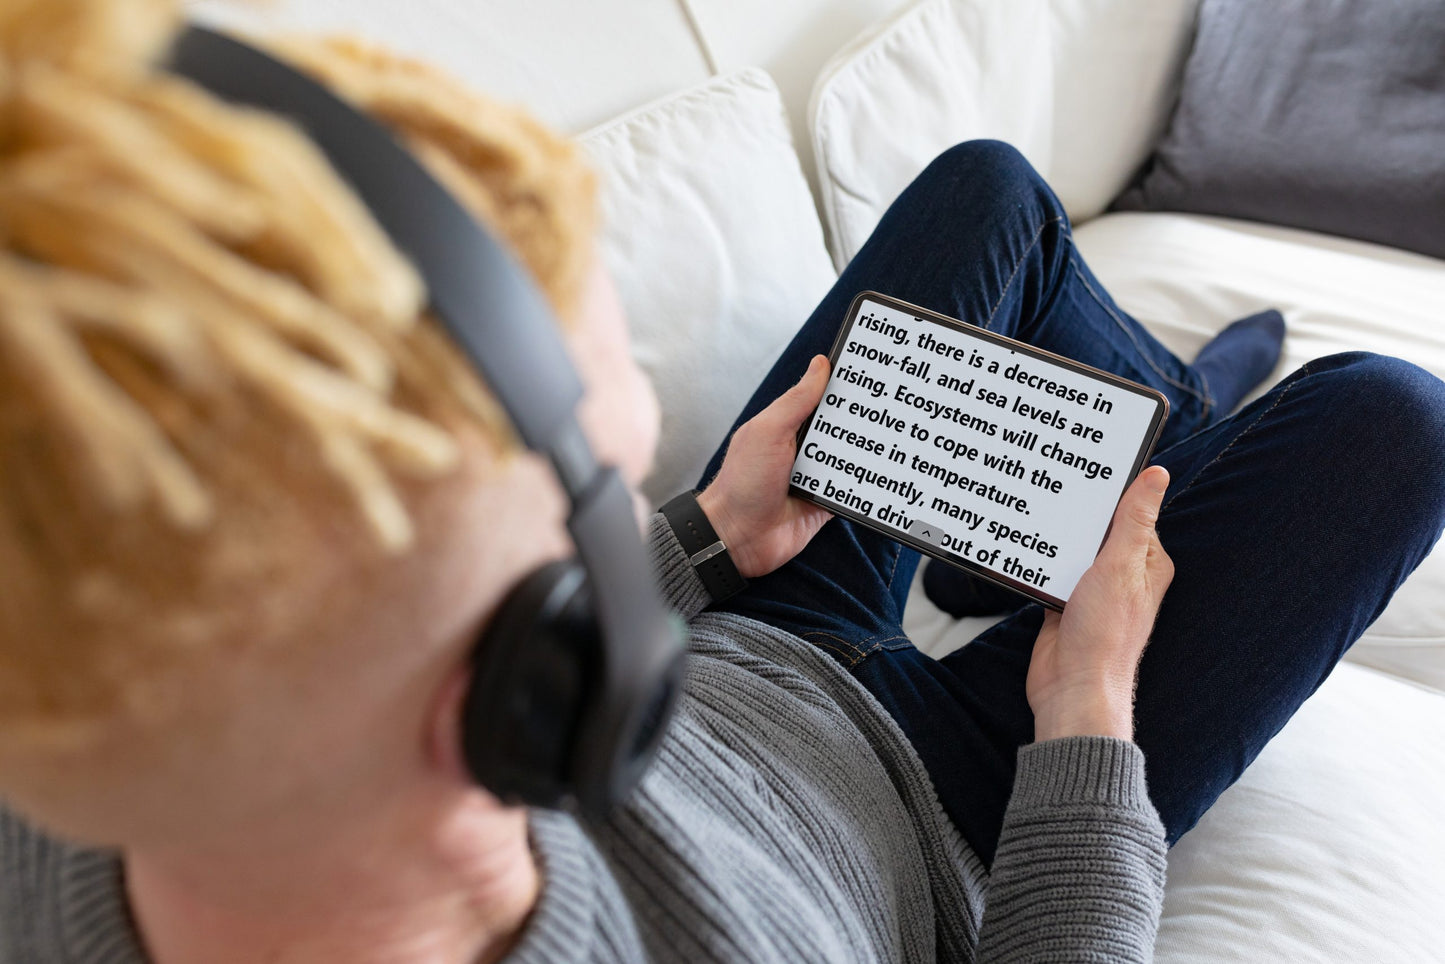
[195,1,1445,959]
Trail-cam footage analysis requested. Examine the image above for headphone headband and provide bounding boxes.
[168,26,684,815]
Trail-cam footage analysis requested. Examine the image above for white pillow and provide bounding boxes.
[809,0,1199,267]
[581,69,838,509]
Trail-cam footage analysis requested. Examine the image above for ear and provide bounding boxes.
[427,662,475,784]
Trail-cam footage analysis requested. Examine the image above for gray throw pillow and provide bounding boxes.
[1112,0,1445,261]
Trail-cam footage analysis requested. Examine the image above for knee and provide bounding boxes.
[924,140,1040,186]
[1315,352,1445,437]
[916,140,1063,221]
[1308,351,1445,512]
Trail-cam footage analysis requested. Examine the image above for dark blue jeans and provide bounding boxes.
[698,141,1445,866]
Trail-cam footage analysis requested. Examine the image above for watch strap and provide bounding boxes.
[659,492,748,603]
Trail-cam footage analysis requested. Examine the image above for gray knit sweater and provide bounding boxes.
[0,515,1167,962]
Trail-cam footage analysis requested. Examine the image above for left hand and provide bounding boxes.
[1027,465,1174,742]
[697,355,834,578]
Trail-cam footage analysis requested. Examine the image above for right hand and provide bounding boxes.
[696,355,835,579]
[1026,465,1174,742]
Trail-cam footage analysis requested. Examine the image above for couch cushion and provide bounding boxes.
[1155,661,1445,963]
[906,212,1445,690]
[1112,0,1445,262]
[808,0,1199,267]
[903,561,1445,961]
[670,0,915,197]
[580,69,838,508]
[904,566,1445,962]
[191,0,713,135]
[1075,212,1445,692]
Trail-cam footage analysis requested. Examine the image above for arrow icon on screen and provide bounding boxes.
[906,518,947,549]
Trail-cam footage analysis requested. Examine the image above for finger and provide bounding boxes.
[1099,465,1169,563]
[761,354,830,432]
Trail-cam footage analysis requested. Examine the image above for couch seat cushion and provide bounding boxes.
[1155,661,1445,962]
[1075,212,1445,692]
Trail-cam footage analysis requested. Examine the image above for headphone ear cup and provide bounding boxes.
[460,559,598,808]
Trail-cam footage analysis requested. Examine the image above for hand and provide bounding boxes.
[697,355,834,578]
[1027,465,1173,742]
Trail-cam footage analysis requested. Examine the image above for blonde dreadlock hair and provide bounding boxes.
[0,0,597,740]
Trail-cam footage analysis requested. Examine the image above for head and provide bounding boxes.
[0,2,660,855]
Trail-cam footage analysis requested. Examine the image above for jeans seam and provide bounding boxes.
[885,544,902,592]
[984,215,1064,330]
[861,635,910,660]
[802,631,910,667]
[801,631,866,665]
[1161,358,1315,513]
[1067,249,1212,415]
[1194,365,1214,424]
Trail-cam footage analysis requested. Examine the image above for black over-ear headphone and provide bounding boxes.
[168,27,687,817]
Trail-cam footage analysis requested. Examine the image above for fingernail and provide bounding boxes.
[1148,466,1168,493]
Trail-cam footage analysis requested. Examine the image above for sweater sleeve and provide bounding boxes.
[976,736,1168,963]
[645,512,712,621]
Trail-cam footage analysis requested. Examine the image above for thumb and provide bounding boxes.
[765,355,831,431]
[1101,465,1169,561]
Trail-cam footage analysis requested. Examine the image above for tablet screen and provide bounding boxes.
[790,292,1168,609]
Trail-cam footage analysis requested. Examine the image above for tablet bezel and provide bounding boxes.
[789,290,1170,611]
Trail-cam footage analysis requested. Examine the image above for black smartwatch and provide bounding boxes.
[659,491,748,603]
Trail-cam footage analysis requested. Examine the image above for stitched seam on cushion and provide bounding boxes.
[1160,358,1314,513]
[1068,251,1211,409]
[984,215,1063,330]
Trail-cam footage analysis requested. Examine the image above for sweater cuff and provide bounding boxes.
[1011,736,1156,815]
[646,512,712,620]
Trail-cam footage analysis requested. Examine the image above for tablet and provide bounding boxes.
[790,291,1169,610]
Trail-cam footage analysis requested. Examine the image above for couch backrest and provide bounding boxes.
[191,0,712,133]
[190,0,916,190]
[194,0,1201,254]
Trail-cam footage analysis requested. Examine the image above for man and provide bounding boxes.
[3,3,1443,962]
